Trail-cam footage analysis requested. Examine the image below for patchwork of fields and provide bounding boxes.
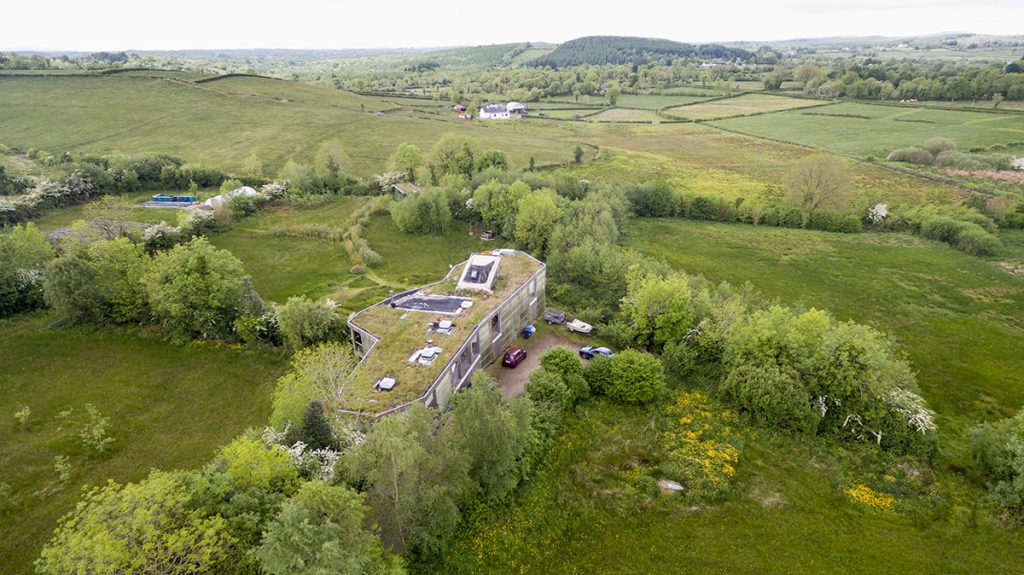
[712,101,1024,158]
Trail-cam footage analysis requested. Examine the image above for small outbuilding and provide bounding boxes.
[506,102,526,115]
[391,182,422,198]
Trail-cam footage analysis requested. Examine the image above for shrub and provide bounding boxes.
[719,362,818,432]
[922,137,956,156]
[276,296,343,350]
[234,311,282,346]
[390,189,452,234]
[887,146,934,165]
[583,354,615,396]
[539,347,588,404]
[968,409,1024,512]
[626,181,674,217]
[525,368,571,411]
[690,195,737,222]
[0,222,55,318]
[143,238,249,342]
[43,238,152,325]
[956,226,1003,256]
[605,349,666,405]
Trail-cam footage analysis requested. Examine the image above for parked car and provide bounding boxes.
[566,319,593,335]
[543,308,566,324]
[502,347,528,368]
[579,346,614,360]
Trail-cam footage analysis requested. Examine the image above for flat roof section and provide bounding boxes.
[393,293,472,315]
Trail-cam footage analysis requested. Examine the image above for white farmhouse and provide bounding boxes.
[479,104,510,120]
[506,101,526,115]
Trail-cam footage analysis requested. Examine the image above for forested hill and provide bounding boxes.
[533,36,753,67]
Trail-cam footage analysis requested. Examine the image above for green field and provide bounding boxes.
[664,93,828,120]
[587,107,664,123]
[566,122,960,208]
[712,101,1024,158]
[0,314,290,574]
[0,74,577,175]
[543,93,710,110]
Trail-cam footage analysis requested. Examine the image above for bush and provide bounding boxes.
[539,347,589,404]
[144,238,249,342]
[583,354,615,396]
[969,409,1024,512]
[626,181,674,217]
[605,349,666,405]
[390,189,452,234]
[719,362,818,432]
[525,368,571,411]
[920,216,1002,256]
[887,146,934,165]
[922,137,956,156]
[234,311,281,346]
[690,195,738,222]
[43,238,152,324]
[276,296,343,350]
[0,223,55,317]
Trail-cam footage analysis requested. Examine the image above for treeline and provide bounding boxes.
[789,58,1024,101]
[534,36,753,68]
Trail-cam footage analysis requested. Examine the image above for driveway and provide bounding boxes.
[491,330,579,399]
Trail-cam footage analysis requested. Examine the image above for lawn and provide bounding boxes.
[31,190,197,233]
[209,197,367,303]
[0,74,577,175]
[712,101,1024,158]
[626,219,1024,442]
[664,93,828,120]
[542,93,710,110]
[362,215,490,287]
[0,314,290,575]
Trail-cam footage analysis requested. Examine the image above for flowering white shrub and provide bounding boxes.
[867,203,888,223]
[884,388,937,435]
[259,182,287,200]
[374,171,404,192]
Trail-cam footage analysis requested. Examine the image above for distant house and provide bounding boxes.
[391,181,422,198]
[479,104,511,120]
[1014,157,1024,171]
[453,104,467,112]
[506,101,526,115]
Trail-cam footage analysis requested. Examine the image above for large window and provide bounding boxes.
[491,313,501,339]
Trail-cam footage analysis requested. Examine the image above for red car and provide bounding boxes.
[502,347,527,368]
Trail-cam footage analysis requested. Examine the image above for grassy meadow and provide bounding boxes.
[0,74,577,175]
[566,122,960,209]
[664,93,828,120]
[0,314,290,574]
[712,101,1024,158]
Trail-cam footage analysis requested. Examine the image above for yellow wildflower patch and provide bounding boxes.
[846,484,896,511]
[661,391,741,501]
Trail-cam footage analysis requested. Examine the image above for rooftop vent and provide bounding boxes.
[409,346,443,365]
[374,377,397,392]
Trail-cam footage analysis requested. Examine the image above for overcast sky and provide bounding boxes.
[4,0,1023,51]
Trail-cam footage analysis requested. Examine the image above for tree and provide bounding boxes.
[271,342,359,429]
[221,436,300,494]
[538,346,589,404]
[242,154,265,180]
[605,349,665,404]
[390,189,453,234]
[0,222,55,317]
[514,189,562,255]
[475,149,508,172]
[573,146,584,164]
[314,139,350,180]
[720,361,818,433]
[445,373,531,499]
[256,481,403,575]
[525,368,571,411]
[626,181,674,217]
[785,156,852,214]
[622,269,695,349]
[43,238,151,324]
[36,471,233,575]
[292,400,339,451]
[277,295,342,350]
[606,86,620,106]
[391,143,422,183]
[143,237,249,342]
[82,195,137,240]
[344,403,470,555]
[431,134,477,178]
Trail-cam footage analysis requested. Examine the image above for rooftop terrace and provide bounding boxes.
[342,250,543,417]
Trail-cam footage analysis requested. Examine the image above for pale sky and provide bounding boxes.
[4,0,1023,51]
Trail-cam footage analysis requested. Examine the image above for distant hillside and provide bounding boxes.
[533,36,752,67]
